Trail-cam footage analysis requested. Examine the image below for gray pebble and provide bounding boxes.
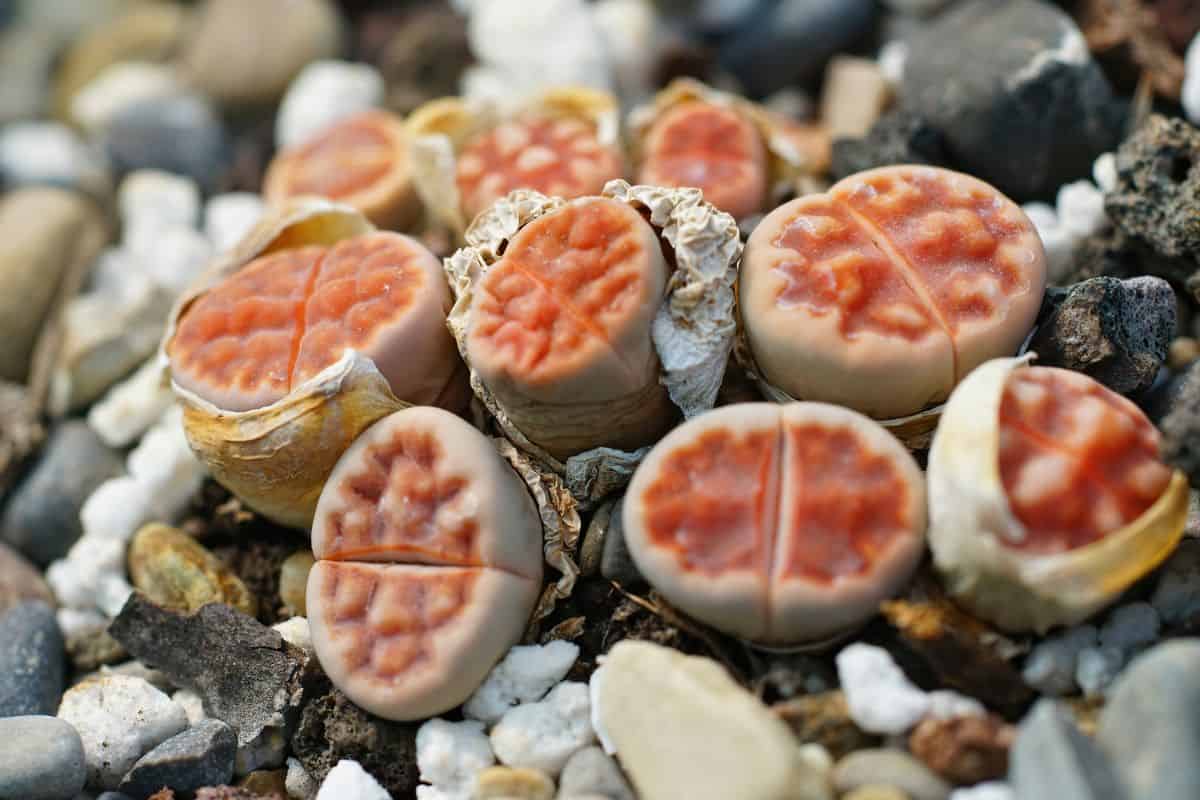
[96,794,134,800]
[1150,540,1200,626]
[1022,625,1097,696]
[1098,603,1160,653]
[832,748,951,800]
[1011,700,1126,800]
[103,93,229,193]
[599,498,644,589]
[0,715,87,800]
[558,746,635,800]
[1161,360,1200,489]
[118,718,236,798]
[1074,646,1124,698]
[1097,640,1200,800]
[1,420,123,567]
[0,601,64,718]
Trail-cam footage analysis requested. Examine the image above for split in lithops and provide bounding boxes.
[263,109,421,231]
[928,357,1189,633]
[162,199,466,528]
[738,164,1046,424]
[306,405,543,721]
[622,401,926,647]
[407,86,625,234]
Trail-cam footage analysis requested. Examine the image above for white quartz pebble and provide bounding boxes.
[950,782,1015,800]
[1092,152,1118,195]
[1183,32,1200,126]
[274,616,313,655]
[0,121,110,194]
[1022,201,1078,284]
[1055,180,1107,239]
[463,641,580,724]
[416,719,495,795]
[836,643,931,735]
[316,759,392,800]
[490,681,596,775]
[124,222,214,294]
[205,192,265,253]
[592,0,660,104]
[926,690,986,720]
[118,170,200,230]
[276,60,385,149]
[71,61,182,135]
[88,358,175,448]
[878,40,909,86]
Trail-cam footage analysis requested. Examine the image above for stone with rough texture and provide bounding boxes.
[464,642,580,724]
[316,758,391,800]
[108,595,309,776]
[2,421,122,566]
[0,543,54,616]
[57,673,188,790]
[0,601,63,718]
[832,750,950,800]
[490,682,595,775]
[1097,640,1200,800]
[287,756,319,800]
[557,746,634,800]
[127,523,257,617]
[591,640,831,800]
[416,717,494,798]
[1011,700,1126,800]
[119,719,237,798]
[1029,276,1175,396]
[0,715,86,800]
[901,0,1123,200]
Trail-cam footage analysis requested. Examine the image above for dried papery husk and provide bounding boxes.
[160,199,397,530]
[927,356,1189,633]
[626,78,811,215]
[407,86,622,237]
[444,182,742,506]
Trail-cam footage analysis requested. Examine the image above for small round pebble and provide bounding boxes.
[1098,602,1161,653]
[0,120,110,195]
[1021,626,1098,696]
[203,192,264,253]
[117,169,200,230]
[1075,646,1124,697]
[417,718,495,792]
[476,765,555,800]
[0,601,64,717]
[833,749,951,800]
[0,715,86,800]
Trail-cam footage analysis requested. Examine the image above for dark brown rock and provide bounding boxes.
[908,714,1015,785]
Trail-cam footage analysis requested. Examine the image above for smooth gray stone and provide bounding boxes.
[0,715,86,800]
[1011,700,1126,800]
[599,498,644,588]
[118,719,236,798]
[103,94,230,193]
[832,748,951,800]
[0,601,64,718]
[1097,640,1200,800]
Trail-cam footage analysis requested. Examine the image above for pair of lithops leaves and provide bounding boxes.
[623,359,1187,647]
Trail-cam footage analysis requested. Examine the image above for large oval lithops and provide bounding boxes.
[307,406,543,720]
[623,402,926,646]
[637,100,768,220]
[928,359,1189,633]
[740,165,1046,420]
[466,195,676,459]
[455,114,624,221]
[264,110,420,230]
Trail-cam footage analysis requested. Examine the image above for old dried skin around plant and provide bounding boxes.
[623,401,926,647]
[739,165,1046,420]
[928,358,1188,633]
[306,406,543,721]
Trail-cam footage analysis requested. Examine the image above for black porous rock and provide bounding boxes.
[901,0,1124,200]
[830,109,950,181]
[1160,360,1200,487]
[717,0,877,97]
[1105,115,1200,290]
[1029,276,1177,396]
[119,719,237,799]
[1,420,123,567]
[291,676,420,799]
[108,594,310,776]
[0,601,64,718]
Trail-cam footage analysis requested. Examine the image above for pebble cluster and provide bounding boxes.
[1,1,1200,800]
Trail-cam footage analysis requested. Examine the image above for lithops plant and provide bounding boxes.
[162,199,467,528]
[928,358,1189,633]
[622,402,926,647]
[738,165,1046,432]
[306,406,543,721]
[263,109,421,231]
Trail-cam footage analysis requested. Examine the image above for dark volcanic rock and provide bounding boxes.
[902,0,1124,200]
[119,719,237,799]
[830,109,950,181]
[291,677,420,799]
[0,601,64,717]
[1029,276,1177,396]
[108,595,310,775]
[1,420,122,567]
[1106,115,1200,290]
[1160,360,1200,486]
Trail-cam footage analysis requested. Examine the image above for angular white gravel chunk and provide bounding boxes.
[463,641,580,724]
[204,192,265,253]
[118,170,200,231]
[416,718,495,795]
[1184,32,1200,125]
[316,759,392,800]
[88,358,176,447]
[836,643,931,734]
[489,681,595,775]
[276,61,384,148]
[273,616,313,655]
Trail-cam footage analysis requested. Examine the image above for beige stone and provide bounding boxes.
[475,765,555,800]
[820,56,892,140]
[278,550,315,617]
[127,522,257,617]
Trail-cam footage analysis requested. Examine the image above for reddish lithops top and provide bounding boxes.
[263,110,419,230]
[740,165,1046,419]
[637,100,768,220]
[168,231,463,412]
[455,115,625,221]
[307,406,543,720]
[998,366,1173,553]
[465,196,674,458]
[623,402,926,645]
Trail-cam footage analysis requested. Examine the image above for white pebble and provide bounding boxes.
[878,40,909,86]
[79,475,157,541]
[926,690,986,720]
[95,573,134,617]
[1099,602,1161,654]
[1022,201,1078,284]
[836,643,930,735]
[0,121,110,194]
[287,756,320,800]
[464,640,580,723]
[316,759,392,800]
[950,782,1015,800]
[71,61,182,135]
[416,718,495,793]
[205,192,265,253]
[88,358,175,448]
[274,616,313,654]
[126,406,206,521]
[1055,180,1107,239]
[118,170,200,231]
[592,0,660,104]
[1075,645,1124,697]
[123,221,214,294]
[490,681,596,775]
[173,688,207,725]
[1092,152,1118,195]
[1183,32,1200,126]
[1022,625,1098,696]
[276,60,385,148]
[55,607,109,639]
[57,674,189,790]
